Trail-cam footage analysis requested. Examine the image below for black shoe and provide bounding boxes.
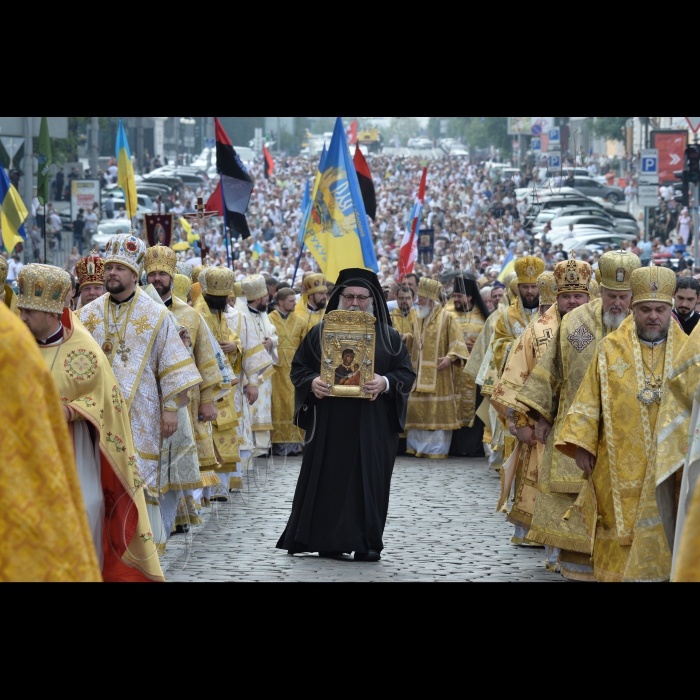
[210,497,228,503]
[354,550,381,562]
[173,525,190,535]
[318,552,349,559]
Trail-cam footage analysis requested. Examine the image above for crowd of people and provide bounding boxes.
[4,147,700,582]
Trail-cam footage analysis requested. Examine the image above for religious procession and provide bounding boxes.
[2,115,700,583]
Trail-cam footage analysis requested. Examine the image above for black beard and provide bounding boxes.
[677,309,693,320]
[522,296,540,310]
[314,299,327,311]
[106,280,126,295]
[153,283,169,298]
[204,294,229,312]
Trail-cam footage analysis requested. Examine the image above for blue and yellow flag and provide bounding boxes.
[302,118,378,281]
[0,166,27,254]
[251,241,264,261]
[116,119,138,220]
[498,248,516,282]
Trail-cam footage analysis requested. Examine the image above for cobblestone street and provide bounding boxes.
[161,456,565,582]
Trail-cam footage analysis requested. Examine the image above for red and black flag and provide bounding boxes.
[353,146,377,221]
[209,117,254,239]
[263,145,275,180]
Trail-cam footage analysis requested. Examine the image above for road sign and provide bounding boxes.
[639,148,659,185]
[686,117,700,134]
[651,130,688,184]
[531,138,542,153]
[0,137,24,160]
[548,152,561,169]
[548,128,561,152]
[205,138,215,149]
[638,184,660,208]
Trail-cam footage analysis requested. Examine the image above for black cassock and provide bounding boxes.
[276,316,416,555]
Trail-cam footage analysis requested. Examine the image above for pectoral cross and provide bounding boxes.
[116,340,131,365]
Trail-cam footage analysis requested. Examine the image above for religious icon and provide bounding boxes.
[616,267,626,283]
[322,310,376,399]
[102,340,114,355]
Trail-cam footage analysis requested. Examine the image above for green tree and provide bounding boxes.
[589,117,631,142]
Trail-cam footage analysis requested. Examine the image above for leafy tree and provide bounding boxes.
[589,117,631,142]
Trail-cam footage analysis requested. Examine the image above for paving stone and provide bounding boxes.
[159,455,565,583]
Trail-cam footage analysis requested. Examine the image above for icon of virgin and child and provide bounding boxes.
[334,348,361,386]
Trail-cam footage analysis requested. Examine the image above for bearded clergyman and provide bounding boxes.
[557,266,686,583]
[518,250,642,581]
[277,268,415,562]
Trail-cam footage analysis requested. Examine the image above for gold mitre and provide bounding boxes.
[589,279,600,299]
[597,250,642,291]
[233,282,243,298]
[144,245,178,278]
[0,257,8,286]
[509,278,520,300]
[554,253,593,296]
[75,254,105,290]
[418,277,441,302]
[631,266,676,306]
[192,265,205,284]
[537,272,558,306]
[17,264,72,314]
[514,255,546,285]
[173,274,192,302]
[203,267,235,297]
[242,274,268,302]
[303,273,328,295]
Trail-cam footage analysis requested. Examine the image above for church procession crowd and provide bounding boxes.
[6,138,700,582]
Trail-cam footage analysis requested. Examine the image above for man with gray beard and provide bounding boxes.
[518,251,641,580]
[277,269,415,562]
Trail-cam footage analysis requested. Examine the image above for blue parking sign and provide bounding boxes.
[531,138,542,152]
[642,156,658,174]
[548,154,561,169]
[549,128,560,143]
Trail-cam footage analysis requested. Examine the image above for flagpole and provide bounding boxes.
[43,207,47,263]
[219,173,231,269]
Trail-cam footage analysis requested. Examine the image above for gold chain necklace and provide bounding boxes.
[638,341,665,406]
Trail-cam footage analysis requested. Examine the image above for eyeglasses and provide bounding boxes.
[341,294,371,302]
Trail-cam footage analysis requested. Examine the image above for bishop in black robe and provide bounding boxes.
[276,268,416,560]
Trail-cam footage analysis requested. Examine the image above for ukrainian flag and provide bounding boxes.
[498,248,516,282]
[251,241,264,260]
[0,166,27,254]
[116,119,138,220]
[179,217,200,245]
[302,118,378,281]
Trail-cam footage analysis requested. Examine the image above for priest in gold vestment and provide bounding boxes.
[144,246,224,534]
[0,256,18,313]
[518,250,641,581]
[558,266,684,582]
[653,320,700,581]
[448,276,489,457]
[17,264,164,582]
[390,286,418,353]
[466,278,511,470]
[269,287,308,455]
[0,301,102,582]
[195,268,274,494]
[295,272,328,333]
[406,278,470,459]
[492,262,592,561]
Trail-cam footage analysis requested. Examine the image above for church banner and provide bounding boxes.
[145,214,174,247]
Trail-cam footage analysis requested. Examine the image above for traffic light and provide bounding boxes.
[674,168,689,206]
[686,145,700,184]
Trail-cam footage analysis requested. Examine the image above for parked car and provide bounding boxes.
[91,220,134,252]
[142,174,184,190]
[563,232,638,252]
[568,177,624,205]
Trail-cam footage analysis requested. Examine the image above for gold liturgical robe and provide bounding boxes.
[390,307,418,354]
[654,321,700,581]
[491,296,538,375]
[42,310,164,582]
[518,298,610,568]
[0,305,102,582]
[406,306,470,431]
[170,295,224,473]
[492,308,561,524]
[269,309,307,444]
[558,315,685,582]
[448,306,486,426]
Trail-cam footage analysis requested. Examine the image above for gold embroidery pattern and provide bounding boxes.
[83,312,100,335]
[132,316,155,336]
[610,357,631,379]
